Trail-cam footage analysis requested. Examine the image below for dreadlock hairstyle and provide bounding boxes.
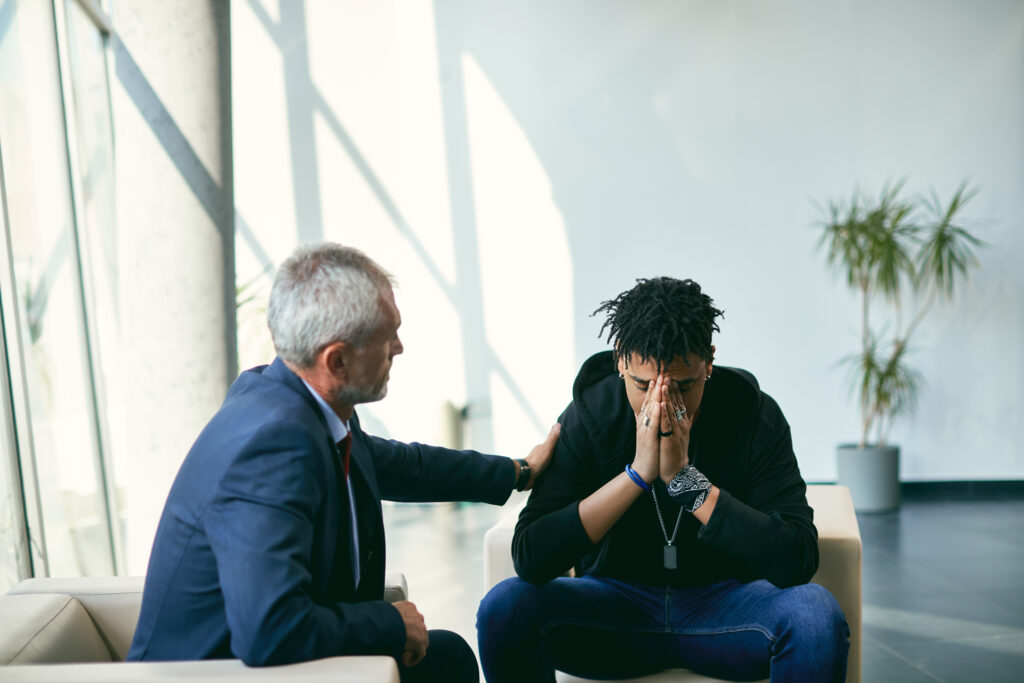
[593,277,724,371]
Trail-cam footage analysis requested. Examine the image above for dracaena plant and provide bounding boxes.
[817,180,985,447]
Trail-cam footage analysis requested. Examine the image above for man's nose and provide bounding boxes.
[392,336,404,356]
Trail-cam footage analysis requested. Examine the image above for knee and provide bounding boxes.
[477,577,544,636]
[430,629,474,659]
[780,584,849,658]
[426,630,478,683]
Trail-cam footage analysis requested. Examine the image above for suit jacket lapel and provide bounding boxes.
[348,413,381,503]
[348,413,386,597]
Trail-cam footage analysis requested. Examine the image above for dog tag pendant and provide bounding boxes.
[663,544,677,570]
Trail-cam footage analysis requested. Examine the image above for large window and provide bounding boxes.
[0,0,119,589]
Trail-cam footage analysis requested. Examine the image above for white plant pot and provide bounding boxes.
[836,444,900,512]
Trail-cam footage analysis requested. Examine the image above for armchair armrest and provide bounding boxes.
[0,656,399,681]
[383,571,408,603]
[806,485,862,683]
[4,573,412,681]
[483,506,521,591]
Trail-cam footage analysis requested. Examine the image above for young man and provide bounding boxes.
[129,243,559,683]
[477,277,848,682]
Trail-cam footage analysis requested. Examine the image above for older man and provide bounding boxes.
[477,277,848,682]
[129,243,557,683]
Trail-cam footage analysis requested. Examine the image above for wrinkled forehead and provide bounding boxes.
[623,352,706,380]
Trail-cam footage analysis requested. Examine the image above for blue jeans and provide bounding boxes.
[477,576,848,682]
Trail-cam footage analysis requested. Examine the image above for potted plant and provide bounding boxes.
[816,180,985,512]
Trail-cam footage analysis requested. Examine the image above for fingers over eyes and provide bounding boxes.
[638,374,659,418]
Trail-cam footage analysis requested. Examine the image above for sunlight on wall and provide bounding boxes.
[232,0,296,370]
[462,54,575,453]
[303,0,467,448]
[230,0,577,456]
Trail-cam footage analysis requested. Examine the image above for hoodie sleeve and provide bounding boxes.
[511,411,599,584]
[696,394,819,587]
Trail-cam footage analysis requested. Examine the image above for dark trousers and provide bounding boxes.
[399,628,478,683]
[477,576,848,683]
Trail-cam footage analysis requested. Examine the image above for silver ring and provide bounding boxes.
[675,408,686,421]
[643,413,651,427]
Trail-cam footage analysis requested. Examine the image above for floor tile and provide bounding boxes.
[924,556,1024,595]
[893,634,1024,682]
[861,555,960,603]
[972,590,1024,621]
[861,636,944,683]
[863,596,1024,650]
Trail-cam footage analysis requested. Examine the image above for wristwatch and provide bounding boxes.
[515,459,531,491]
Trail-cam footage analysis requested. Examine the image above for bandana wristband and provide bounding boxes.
[667,464,712,512]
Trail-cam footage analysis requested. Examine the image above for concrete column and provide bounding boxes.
[110,1,234,574]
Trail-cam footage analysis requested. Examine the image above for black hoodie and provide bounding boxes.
[512,351,818,589]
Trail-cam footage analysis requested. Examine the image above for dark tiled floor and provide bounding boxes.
[384,490,1024,682]
[858,492,1024,681]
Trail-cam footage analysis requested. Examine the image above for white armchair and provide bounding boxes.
[483,484,862,683]
[0,574,409,681]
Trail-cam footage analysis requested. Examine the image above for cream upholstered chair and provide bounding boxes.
[0,573,409,681]
[483,484,862,683]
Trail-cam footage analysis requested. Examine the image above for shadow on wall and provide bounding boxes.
[112,30,236,379]
[239,0,558,446]
[434,2,735,356]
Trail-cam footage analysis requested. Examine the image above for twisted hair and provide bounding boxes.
[594,277,723,370]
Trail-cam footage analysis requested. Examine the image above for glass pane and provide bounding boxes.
[0,423,24,591]
[0,0,114,576]
[65,0,124,547]
[0,171,29,592]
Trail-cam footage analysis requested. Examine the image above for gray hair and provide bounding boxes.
[267,242,395,368]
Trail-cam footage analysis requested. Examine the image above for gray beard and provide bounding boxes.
[334,379,388,406]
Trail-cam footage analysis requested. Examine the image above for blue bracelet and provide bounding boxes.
[624,464,651,492]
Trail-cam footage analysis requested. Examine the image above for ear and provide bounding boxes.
[320,342,350,380]
[707,345,716,375]
[616,354,628,377]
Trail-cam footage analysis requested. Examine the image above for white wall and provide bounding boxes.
[232,0,1024,482]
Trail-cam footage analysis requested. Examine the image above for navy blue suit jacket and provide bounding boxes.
[128,358,514,665]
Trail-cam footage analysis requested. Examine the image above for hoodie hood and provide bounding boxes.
[566,351,639,470]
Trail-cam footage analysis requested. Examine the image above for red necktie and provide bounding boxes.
[338,434,352,479]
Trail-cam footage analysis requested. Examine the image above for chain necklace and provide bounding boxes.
[651,487,685,569]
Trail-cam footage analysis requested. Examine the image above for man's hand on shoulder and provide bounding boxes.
[392,600,428,667]
[520,423,560,491]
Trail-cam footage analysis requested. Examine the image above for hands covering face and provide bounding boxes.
[659,379,691,483]
[633,374,691,485]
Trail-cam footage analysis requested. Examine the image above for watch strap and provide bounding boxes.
[515,458,531,491]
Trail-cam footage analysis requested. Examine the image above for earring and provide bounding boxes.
[706,374,711,381]
[618,372,624,378]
